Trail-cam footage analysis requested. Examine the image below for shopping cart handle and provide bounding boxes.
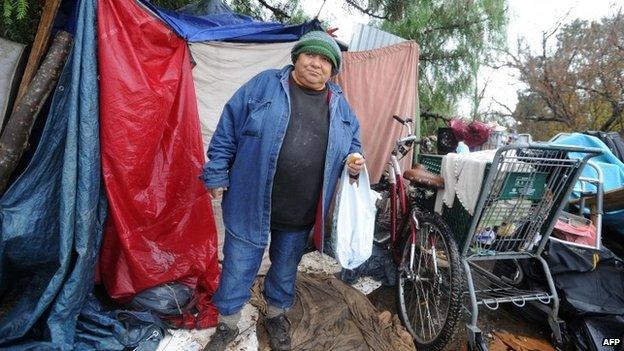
[520,142,603,156]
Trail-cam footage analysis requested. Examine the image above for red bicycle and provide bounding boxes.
[371,115,463,351]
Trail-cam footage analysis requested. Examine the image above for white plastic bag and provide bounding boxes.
[332,164,378,269]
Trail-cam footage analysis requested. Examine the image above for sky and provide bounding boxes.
[300,0,621,120]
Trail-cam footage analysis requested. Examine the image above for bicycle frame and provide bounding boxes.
[382,122,420,263]
[387,155,410,241]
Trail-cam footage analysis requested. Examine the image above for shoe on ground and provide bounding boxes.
[203,322,239,351]
[265,314,291,351]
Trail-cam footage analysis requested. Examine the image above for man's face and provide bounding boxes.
[292,52,333,90]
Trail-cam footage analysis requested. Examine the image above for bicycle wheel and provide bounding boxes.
[396,210,463,351]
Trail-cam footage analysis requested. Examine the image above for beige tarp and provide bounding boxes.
[189,41,295,150]
[333,41,419,182]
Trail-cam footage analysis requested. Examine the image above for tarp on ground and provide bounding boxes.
[251,273,415,350]
[97,0,219,329]
[190,41,295,147]
[137,0,321,43]
[333,41,419,182]
[0,0,108,347]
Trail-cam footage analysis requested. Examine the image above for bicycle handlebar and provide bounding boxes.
[397,135,420,145]
[392,115,413,125]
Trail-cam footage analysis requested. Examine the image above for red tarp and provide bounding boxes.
[97,0,219,328]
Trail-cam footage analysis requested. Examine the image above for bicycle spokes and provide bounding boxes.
[397,211,462,349]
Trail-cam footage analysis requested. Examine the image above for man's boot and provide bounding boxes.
[265,314,291,350]
[203,323,239,351]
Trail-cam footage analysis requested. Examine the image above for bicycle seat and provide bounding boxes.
[403,164,445,189]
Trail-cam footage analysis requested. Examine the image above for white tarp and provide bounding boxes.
[189,41,295,150]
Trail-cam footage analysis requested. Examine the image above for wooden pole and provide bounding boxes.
[13,0,63,108]
[0,31,72,196]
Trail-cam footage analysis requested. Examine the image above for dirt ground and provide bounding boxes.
[367,285,555,350]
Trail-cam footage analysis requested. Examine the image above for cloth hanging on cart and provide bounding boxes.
[434,150,496,215]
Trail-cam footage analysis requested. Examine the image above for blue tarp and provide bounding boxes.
[551,133,624,193]
[0,0,109,348]
[137,0,322,42]
[1,0,166,349]
[74,296,164,351]
[551,133,624,237]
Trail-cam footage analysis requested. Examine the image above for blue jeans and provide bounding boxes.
[212,228,309,316]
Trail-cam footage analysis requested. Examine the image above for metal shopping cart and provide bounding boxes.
[409,143,602,351]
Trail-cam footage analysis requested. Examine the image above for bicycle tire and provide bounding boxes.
[396,210,463,351]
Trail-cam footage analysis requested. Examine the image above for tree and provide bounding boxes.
[1,0,42,43]
[341,0,408,21]
[227,0,307,24]
[0,31,72,194]
[506,12,624,140]
[379,0,507,120]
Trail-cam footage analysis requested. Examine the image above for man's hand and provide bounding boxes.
[209,187,227,199]
[347,153,365,177]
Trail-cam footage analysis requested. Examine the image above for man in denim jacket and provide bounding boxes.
[202,31,364,351]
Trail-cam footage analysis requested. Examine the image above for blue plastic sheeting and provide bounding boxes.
[551,133,624,193]
[137,0,322,42]
[551,133,624,236]
[0,0,108,348]
[74,296,164,351]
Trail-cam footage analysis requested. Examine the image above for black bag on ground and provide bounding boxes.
[129,282,194,316]
[567,315,624,351]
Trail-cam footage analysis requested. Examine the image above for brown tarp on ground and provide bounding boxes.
[251,273,415,351]
[333,41,419,183]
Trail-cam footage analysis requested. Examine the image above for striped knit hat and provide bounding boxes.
[291,30,342,75]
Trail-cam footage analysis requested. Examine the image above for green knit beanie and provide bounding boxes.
[291,30,342,75]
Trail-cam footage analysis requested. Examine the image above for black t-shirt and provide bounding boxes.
[270,77,330,231]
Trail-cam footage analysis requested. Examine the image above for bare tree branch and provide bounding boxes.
[257,0,290,19]
[420,111,451,122]
[600,101,624,131]
[492,98,515,116]
[344,0,389,20]
[420,52,465,62]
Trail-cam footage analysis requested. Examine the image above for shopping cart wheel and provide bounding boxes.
[396,210,463,351]
[468,333,488,351]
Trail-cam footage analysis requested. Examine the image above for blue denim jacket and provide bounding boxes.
[202,65,362,248]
